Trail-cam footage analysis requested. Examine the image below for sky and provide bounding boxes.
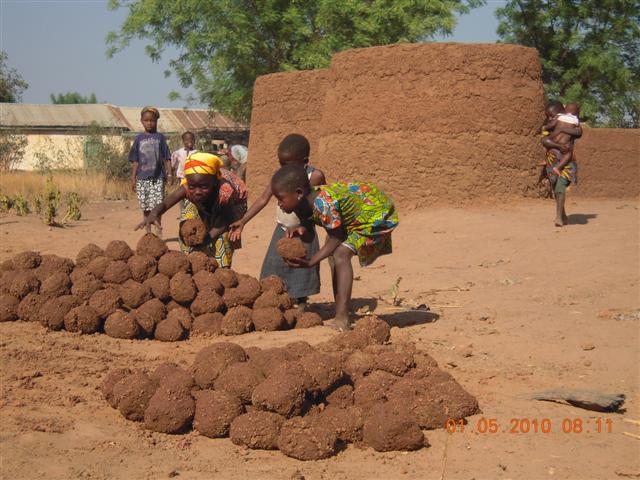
[0,0,503,109]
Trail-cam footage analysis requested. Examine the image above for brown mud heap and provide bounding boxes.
[101,315,479,459]
[0,236,319,340]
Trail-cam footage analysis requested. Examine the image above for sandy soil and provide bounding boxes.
[1,197,638,480]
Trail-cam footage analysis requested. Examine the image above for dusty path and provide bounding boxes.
[1,197,638,480]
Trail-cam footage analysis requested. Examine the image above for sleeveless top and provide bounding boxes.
[276,165,315,228]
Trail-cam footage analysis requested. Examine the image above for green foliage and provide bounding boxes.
[496,0,640,127]
[41,177,61,226]
[12,194,30,216]
[63,192,83,222]
[107,0,483,121]
[50,92,98,104]
[0,193,13,212]
[83,123,131,180]
[0,132,28,171]
[0,51,28,102]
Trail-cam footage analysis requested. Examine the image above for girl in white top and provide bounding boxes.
[229,134,327,309]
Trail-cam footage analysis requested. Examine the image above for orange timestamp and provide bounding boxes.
[445,417,614,434]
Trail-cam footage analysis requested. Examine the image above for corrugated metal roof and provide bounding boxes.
[0,103,248,133]
[0,103,124,128]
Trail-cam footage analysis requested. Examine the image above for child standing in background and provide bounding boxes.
[171,131,197,184]
[230,134,326,311]
[129,106,172,236]
[271,165,399,330]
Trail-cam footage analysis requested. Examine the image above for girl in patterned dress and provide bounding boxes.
[136,152,247,268]
[270,165,399,330]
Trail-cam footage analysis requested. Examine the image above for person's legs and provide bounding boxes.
[143,211,151,234]
[554,177,569,227]
[332,245,355,330]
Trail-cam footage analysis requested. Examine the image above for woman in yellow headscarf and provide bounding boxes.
[136,152,248,267]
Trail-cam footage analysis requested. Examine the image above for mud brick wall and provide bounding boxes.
[573,128,639,198]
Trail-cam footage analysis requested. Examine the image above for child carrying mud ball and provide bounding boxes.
[270,165,399,331]
[136,152,248,268]
[540,100,582,227]
[129,106,172,237]
[229,134,327,311]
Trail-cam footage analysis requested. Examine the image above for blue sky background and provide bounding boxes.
[1,0,503,109]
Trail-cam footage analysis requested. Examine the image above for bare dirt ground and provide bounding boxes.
[1,197,638,480]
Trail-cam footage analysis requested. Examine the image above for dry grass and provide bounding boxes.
[0,170,132,201]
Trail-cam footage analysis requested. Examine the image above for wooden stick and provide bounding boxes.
[622,432,640,440]
[623,418,640,426]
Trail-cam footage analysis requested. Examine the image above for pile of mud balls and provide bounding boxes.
[101,316,479,460]
[0,234,324,341]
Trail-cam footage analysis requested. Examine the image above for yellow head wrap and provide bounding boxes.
[181,152,223,185]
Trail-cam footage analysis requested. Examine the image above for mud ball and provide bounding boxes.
[223,284,259,308]
[127,254,157,283]
[100,368,132,408]
[150,364,194,393]
[1,259,14,271]
[283,309,298,329]
[9,270,40,299]
[112,372,157,422]
[284,341,315,360]
[325,384,355,408]
[193,390,244,438]
[158,251,190,278]
[0,294,19,322]
[104,310,139,339]
[39,295,81,330]
[214,268,238,289]
[166,306,192,330]
[321,331,370,353]
[319,405,365,443]
[214,362,265,404]
[70,273,103,301]
[39,254,74,275]
[0,271,16,295]
[137,298,167,322]
[117,280,152,310]
[278,416,338,460]
[253,290,281,309]
[362,402,425,452]
[295,311,323,329]
[84,256,110,280]
[366,347,414,376]
[230,411,285,450]
[12,251,41,270]
[192,342,247,389]
[246,347,290,377]
[76,243,104,267]
[144,386,195,434]
[69,266,91,284]
[248,308,283,332]
[191,312,223,336]
[17,293,47,322]
[153,317,185,342]
[39,272,71,298]
[102,260,132,285]
[279,294,294,310]
[143,273,170,301]
[277,238,307,261]
[88,288,122,319]
[221,306,253,335]
[64,305,101,334]
[180,218,207,246]
[412,351,439,370]
[136,233,167,259]
[188,251,217,274]
[259,275,286,295]
[299,352,343,393]
[342,351,378,380]
[251,369,309,418]
[353,370,399,410]
[190,291,224,316]
[104,240,133,261]
[192,270,223,295]
[169,272,197,304]
[353,315,390,344]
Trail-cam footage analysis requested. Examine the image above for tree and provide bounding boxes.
[496,0,640,128]
[107,0,483,121]
[0,51,28,103]
[50,92,98,104]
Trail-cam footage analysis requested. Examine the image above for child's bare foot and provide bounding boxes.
[562,213,569,225]
[332,315,351,332]
[555,217,564,227]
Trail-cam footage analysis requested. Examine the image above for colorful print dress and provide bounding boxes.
[179,169,248,268]
[311,183,398,266]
